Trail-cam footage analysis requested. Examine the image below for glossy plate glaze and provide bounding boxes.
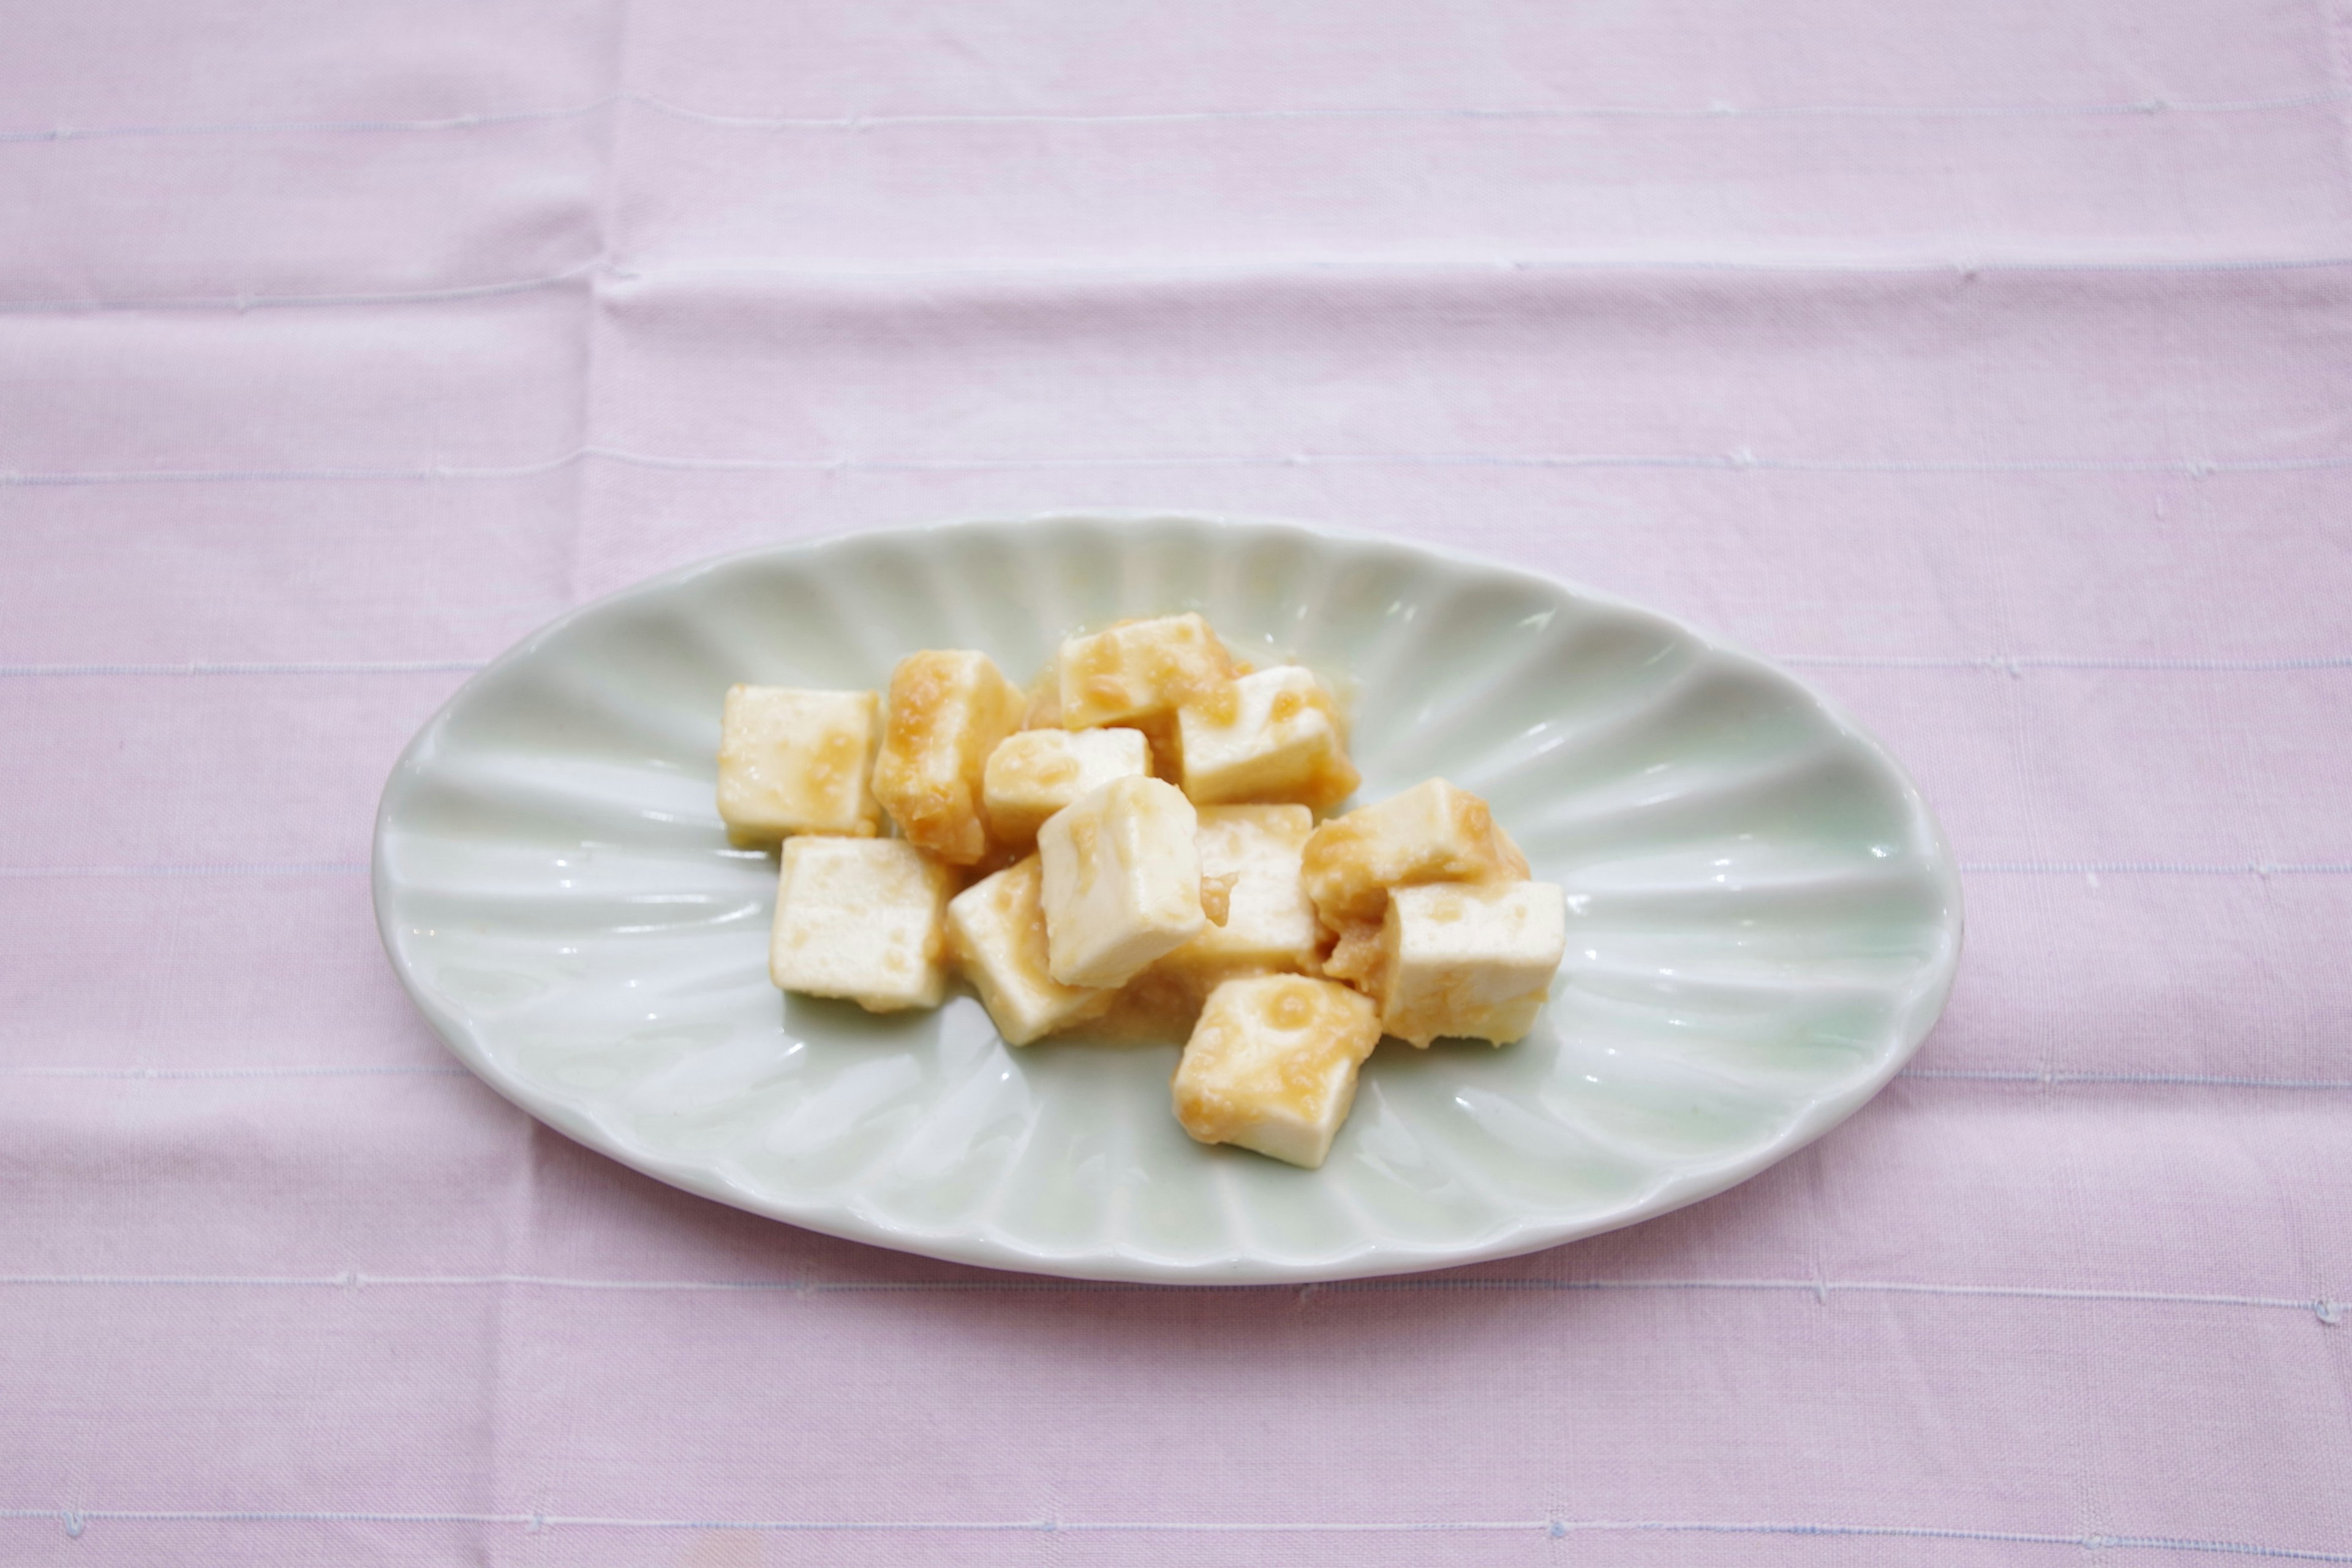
[374,513,1961,1283]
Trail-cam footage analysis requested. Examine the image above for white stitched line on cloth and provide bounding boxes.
[1961,861,2352,875]
[0,258,601,314]
[1903,1068,2352,1090]
[1779,654,2352,671]
[6,447,2352,486]
[1,1509,2348,1559]
[4,84,2346,143]
[0,1273,2337,1323]
[617,252,2352,282]
[0,661,489,677]
[0,1065,466,1080]
[630,86,2352,128]
[6,860,2349,880]
[582,448,2352,475]
[0,862,369,879]
[0,456,579,484]
[9,250,2352,314]
[0,100,619,143]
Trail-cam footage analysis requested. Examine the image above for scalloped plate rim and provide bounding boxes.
[372,510,1964,1284]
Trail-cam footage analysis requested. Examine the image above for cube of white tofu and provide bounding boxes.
[1036,775,1207,988]
[946,856,1117,1045]
[1150,804,1322,991]
[1056,613,1239,731]
[1177,666,1359,810]
[770,838,952,1012]
[1375,881,1567,1046]
[715,685,881,845]
[982,728,1152,849]
[1171,975,1382,1169]
[872,649,1027,865]
[1300,777,1531,987]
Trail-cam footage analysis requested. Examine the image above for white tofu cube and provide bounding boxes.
[770,838,953,1012]
[946,856,1117,1045]
[1057,612,1239,731]
[1375,881,1567,1047]
[715,685,881,845]
[1177,666,1359,810]
[1171,975,1382,1169]
[1300,778,1531,987]
[1036,775,1207,988]
[873,649,1027,865]
[1150,804,1322,992]
[982,728,1151,849]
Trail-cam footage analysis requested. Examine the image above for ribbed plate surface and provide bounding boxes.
[373,514,1962,1282]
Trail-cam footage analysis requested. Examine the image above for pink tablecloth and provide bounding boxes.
[5,2,2350,1562]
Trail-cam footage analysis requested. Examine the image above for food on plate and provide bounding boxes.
[1037,775,1210,988]
[1056,612,1238,732]
[981,726,1152,849]
[944,856,1118,1046]
[768,837,953,1012]
[871,650,1026,865]
[727,613,1567,1169]
[1373,881,1571,1047]
[1144,804,1322,1005]
[715,685,882,845]
[1177,665,1359,810]
[1298,777,1532,989]
[1170,975,1382,1169]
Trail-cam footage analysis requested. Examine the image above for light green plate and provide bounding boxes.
[373,513,1961,1282]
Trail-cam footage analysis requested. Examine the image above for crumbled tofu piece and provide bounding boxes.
[1057,613,1240,731]
[1374,882,1567,1046]
[872,650,1027,865]
[1150,805,1322,995]
[770,838,953,1012]
[1200,872,1237,925]
[946,856,1117,1045]
[715,685,881,845]
[1177,666,1359,810]
[1036,775,1208,988]
[1300,778,1531,986]
[1171,975,1382,1169]
[982,728,1152,849]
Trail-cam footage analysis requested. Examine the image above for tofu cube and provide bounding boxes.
[1171,975,1382,1169]
[1177,666,1359,810]
[1150,804,1322,993]
[982,728,1152,849]
[872,650,1027,865]
[1300,778,1531,986]
[945,856,1117,1045]
[770,838,953,1012]
[1057,613,1239,731]
[1375,882,1567,1047]
[1036,775,1207,988]
[715,685,881,845]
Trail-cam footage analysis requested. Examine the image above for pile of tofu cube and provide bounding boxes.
[717,612,1568,1170]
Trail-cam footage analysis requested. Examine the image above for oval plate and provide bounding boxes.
[374,513,1961,1283]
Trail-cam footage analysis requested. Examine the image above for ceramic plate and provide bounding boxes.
[373,513,1961,1283]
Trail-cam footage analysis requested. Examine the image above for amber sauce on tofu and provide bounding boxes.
[1303,781,1531,989]
[749,611,1556,1170]
[875,656,966,835]
[1173,976,1376,1143]
[802,729,861,809]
